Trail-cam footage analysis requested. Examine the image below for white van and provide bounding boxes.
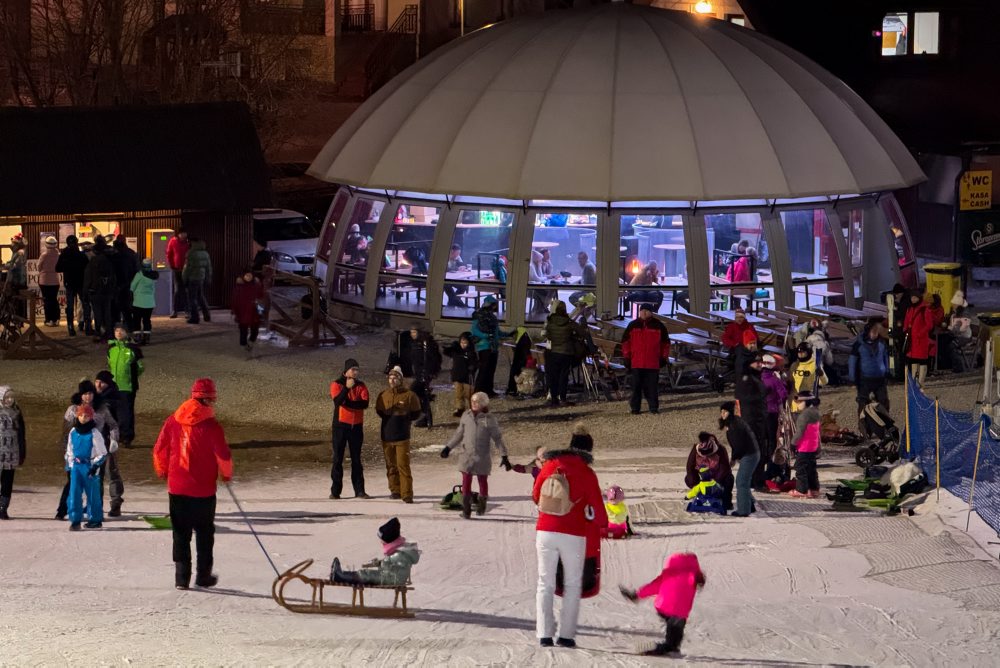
[252,209,318,276]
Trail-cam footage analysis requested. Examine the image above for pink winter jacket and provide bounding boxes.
[636,553,705,619]
[794,407,821,454]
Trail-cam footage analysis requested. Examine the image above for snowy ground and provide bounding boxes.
[2,446,999,667]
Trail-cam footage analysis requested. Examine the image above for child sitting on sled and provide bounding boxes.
[685,467,725,514]
[620,552,706,656]
[514,355,541,397]
[330,518,420,586]
[511,445,546,479]
[603,485,634,539]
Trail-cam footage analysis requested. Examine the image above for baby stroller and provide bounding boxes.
[854,400,901,467]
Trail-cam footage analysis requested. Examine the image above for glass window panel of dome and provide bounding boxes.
[331,267,368,305]
[619,214,688,317]
[913,12,939,55]
[381,204,438,278]
[705,213,772,313]
[336,198,385,269]
[375,273,428,315]
[316,190,351,263]
[839,208,864,268]
[879,199,915,266]
[881,13,909,56]
[780,209,847,310]
[525,213,597,322]
[450,209,514,282]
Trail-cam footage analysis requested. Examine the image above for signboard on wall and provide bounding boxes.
[960,170,992,211]
[957,211,1000,263]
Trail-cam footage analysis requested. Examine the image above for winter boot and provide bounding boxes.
[203,309,212,323]
[461,493,473,519]
[195,571,219,588]
[175,563,192,590]
[68,323,76,337]
[476,495,488,516]
[414,414,430,428]
[0,496,10,520]
[109,502,122,517]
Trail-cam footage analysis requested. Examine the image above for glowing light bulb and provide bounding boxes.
[694,1,713,14]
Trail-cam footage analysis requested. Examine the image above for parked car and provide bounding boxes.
[253,209,318,278]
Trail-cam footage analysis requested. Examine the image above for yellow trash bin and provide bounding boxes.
[924,263,963,308]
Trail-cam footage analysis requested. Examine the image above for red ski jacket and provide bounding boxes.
[166,236,191,271]
[231,277,264,326]
[621,317,671,370]
[153,399,233,497]
[903,303,935,360]
[533,449,608,537]
[722,319,757,349]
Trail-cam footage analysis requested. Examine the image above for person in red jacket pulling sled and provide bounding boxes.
[532,433,607,649]
[621,552,706,656]
[621,303,671,415]
[153,378,233,590]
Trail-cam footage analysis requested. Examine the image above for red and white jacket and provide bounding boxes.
[533,449,608,537]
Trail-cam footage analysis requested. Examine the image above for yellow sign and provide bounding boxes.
[960,170,992,211]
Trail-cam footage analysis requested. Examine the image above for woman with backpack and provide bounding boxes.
[531,424,607,649]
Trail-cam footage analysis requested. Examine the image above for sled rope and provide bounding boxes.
[226,482,280,577]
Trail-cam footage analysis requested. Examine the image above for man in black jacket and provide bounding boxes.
[55,235,89,336]
[733,353,769,489]
[719,401,759,517]
[111,236,140,325]
[397,325,441,428]
[375,366,422,503]
[83,237,117,342]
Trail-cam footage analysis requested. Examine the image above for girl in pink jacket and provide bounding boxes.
[620,552,706,656]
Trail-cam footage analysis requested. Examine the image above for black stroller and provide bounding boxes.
[854,399,901,467]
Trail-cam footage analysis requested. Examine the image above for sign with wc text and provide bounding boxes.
[960,170,992,211]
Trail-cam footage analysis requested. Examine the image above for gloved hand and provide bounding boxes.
[619,585,638,603]
[440,447,451,459]
[500,456,512,471]
[109,439,119,453]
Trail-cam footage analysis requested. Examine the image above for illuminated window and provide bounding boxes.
[882,11,939,57]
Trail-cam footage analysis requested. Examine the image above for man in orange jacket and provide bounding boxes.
[330,358,371,499]
[153,377,232,590]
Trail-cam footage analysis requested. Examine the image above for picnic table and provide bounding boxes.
[713,310,769,325]
[816,304,875,320]
[793,283,843,309]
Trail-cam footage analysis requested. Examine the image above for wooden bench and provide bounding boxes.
[388,284,424,303]
[756,307,799,327]
[272,559,415,618]
[862,301,889,316]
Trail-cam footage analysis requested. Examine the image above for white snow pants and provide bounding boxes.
[536,530,586,640]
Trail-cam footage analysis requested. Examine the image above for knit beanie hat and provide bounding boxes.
[44,235,57,246]
[569,422,593,452]
[387,366,403,380]
[191,377,217,400]
[697,432,719,455]
[742,329,757,346]
[343,358,360,373]
[720,400,737,415]
[95,370,114,384]
[113,321,129,333]
[142,258,153,269]
[378,517,401,543]
[78,380,97,395]
[525,355,537,369]
[734,307,746,316]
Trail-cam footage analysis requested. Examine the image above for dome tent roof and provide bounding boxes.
[309,4,924,202]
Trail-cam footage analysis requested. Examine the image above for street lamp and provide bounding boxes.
[694,1,713,14]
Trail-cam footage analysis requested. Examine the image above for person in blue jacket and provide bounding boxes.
[470,296,514,397]
[65,404,108,531]
[848,319,890,429]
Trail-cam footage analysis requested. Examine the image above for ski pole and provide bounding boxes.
[225,482,280,577]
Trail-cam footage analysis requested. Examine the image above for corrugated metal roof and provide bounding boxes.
[0,102,272,215]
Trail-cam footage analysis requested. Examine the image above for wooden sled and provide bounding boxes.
[272,559,415,618]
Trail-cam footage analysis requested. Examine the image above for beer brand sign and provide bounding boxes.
[971,223,1000,251]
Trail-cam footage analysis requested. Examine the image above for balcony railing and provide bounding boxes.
[242,3,325,36]
[341,3,375,33]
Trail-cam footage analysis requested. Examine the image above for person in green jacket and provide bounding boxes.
[129,258,159,345]
[330,517,420,586]
[181,238,212,324]
[108,323,144,449]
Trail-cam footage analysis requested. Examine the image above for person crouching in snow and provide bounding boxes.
[231,267,264,355]
[0,386,26,520]
[441,392,511,518]
[789,392,821,499]
[684,432,733,510]
[620,552,706,656]
[603,485,633,539]
[65,404,107,530]
[330,517,420,586]
[515,354,542,397]
[512,445,546,479]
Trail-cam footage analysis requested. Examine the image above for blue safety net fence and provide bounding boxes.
[905,378,1000,535]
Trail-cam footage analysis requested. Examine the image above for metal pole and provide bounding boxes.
[460,0,464,36]
[225,482,280,577]
[966,419,984,532]
[935,398,940,502]
[904,370,911,457]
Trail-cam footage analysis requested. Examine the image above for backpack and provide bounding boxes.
[538,468,574,516]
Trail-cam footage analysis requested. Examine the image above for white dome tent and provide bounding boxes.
[309,3,924,332]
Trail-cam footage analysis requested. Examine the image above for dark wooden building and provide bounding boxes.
[0,102,271,306]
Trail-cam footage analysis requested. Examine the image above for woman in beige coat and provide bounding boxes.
[440,392,511,518]
[38,236,61,326]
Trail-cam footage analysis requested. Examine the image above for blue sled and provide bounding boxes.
[686,497,726,515]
